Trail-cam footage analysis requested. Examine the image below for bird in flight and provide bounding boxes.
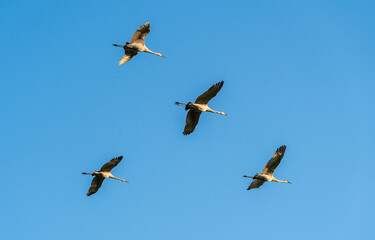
[175,81,228,135]
[243,145,291,190]
[82,156,128,196]
[113,22,165,66]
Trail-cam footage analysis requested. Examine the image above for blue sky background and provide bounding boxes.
[1,1,374,239]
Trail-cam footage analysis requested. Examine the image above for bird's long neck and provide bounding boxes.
[206,108,228,116]
[217,111,228,116]
[271,177,289,183]
[109,175,128,182]
[143,47,164,57]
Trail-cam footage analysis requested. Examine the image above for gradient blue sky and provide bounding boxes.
[1,1,374,239]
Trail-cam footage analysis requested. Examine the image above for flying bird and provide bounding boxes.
[82,156,128,196]
[175,81,228,135]
[243,145,291,190]
[113,22,165,66]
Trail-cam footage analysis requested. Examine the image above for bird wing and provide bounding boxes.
[261,145,286,175]
[119,50,137,66]
[195,81,224,104]
[87,175,105,196]
[247,179,265,190]
[130,22,151,45]
[100,156,123,172]
[183,110,202,135]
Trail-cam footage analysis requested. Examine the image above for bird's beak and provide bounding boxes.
[288,181,292,184]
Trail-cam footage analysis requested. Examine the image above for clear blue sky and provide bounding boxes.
[1,1,374,239]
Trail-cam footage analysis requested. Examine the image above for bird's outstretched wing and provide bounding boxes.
[261,145,286,175]
[247,179,265,190]
[100,156,123,172]
[119,50,137,66]
[87,175,105,196]
[183,110,202,135]
[195,81,224,104]
[130,22,151,45]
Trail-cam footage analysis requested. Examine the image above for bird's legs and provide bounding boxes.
[109,175,128,183]
[243,175,254,178]
[113,44,125,48]
[175,102,187,107]
[82,172,94,176]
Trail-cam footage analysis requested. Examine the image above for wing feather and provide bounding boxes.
[119,50,137,66]
[261,145,286,175]
[195,81,224,104]
[247,179,265,190]
[130,22,150,45]
[183,110,201,135]
[100,156,123,172]
[87,175,105,196]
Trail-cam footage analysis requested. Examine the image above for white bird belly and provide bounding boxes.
[191,103,208,112]
[100,172,111,178]
[262,175,273,182]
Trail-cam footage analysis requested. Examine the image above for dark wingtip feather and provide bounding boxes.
[118,156,123,160]
[216,80,224,87]
[277,145,287,153]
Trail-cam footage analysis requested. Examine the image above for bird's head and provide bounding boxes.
[285,180,292,184]
[157,52,166,58]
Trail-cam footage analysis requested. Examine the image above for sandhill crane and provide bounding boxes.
[175,81,228,135]
[82,156,128,196]
[113,22,165,66]
[243,145,291,190]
